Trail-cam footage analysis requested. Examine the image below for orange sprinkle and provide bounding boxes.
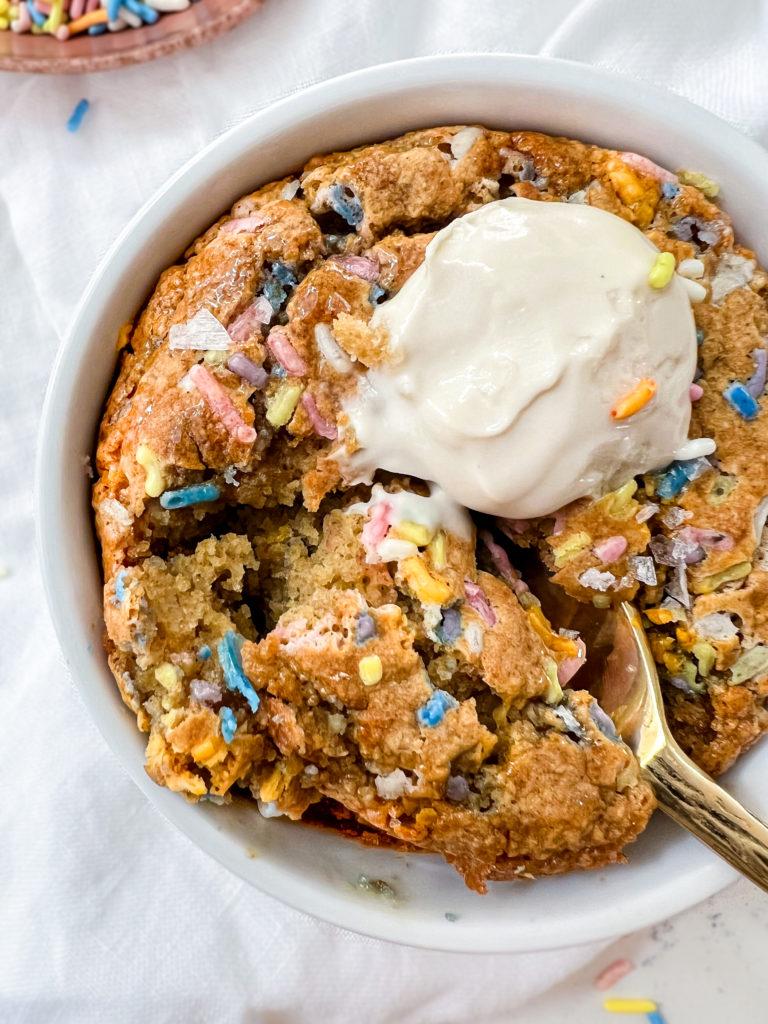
[62,7,107,34]
[611,378,656,420]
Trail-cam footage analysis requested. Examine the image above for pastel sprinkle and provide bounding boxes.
[198,645,212,660]
[464,579,496,627]
[746,347,768,399]
[593,535,628,563]
[648,252,675,289]
[267,327,307,376]
[113,568,129,604]
[330,254,380,282]
[159,482,220,510]
[646,1013,668,1024]
[611,378,656,419]
[136,443,166,498]
[355,612,377,645]
[677,168,719,197]
[301,391,337,440]
[218,631,260,712]
[219,706,237,743]
[417,689,459,728]
[26,0,45,24]
[358,654,383,686]
[226,352,268,388]
[723,381,760,420]
[436,606,462,644]
[594,958,635,991]
[327,183,364,226]
[603,998,657,1014]
[121,0,158,22]
[661,182,680,199]
[228,296,273,341]
[689,382,703,401]
[266,381,303,428]
[188,362,257,444]
[619,152,678,184]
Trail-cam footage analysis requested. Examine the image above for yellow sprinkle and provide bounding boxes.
[648,251,676,289]
[427,530,447,570]
[677,168,719,198]
[603,998,657,1014]
[204,349,229,366]
[154,662,182,690]
[645,607,677,625]
[552,531,591,568]
[266,381,303,428]
[611,378,656,420]
[543,658,562,704]
[391,520,434,547]
[358,654,383,686]
[400,556,452,605]
[607,479,639,517]
[136,443,166,498]
[691,561,751,594]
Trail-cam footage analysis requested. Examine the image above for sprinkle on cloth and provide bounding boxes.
[217,631,260,712]
[8,0,194,41]
[417,689,459,728]
[66,98,89,133]
[159,482,220,510]
[594,958,635,991]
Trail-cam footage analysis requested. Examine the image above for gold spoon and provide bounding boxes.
[524,557,768,890]
[599,602,768,891]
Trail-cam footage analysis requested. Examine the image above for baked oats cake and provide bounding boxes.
[93,126,768,892]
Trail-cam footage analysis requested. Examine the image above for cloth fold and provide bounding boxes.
[1,1,765,1020]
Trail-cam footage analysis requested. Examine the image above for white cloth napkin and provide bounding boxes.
[1,2,766,1020]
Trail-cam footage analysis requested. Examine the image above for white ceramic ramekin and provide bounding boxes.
[36,54,768,953]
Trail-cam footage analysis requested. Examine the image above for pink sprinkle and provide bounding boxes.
[69,0,85,14]
[593,535,628,563]
[188,363,257,445]
[464,580,497,628]
[498,517,529,539]
[594,958,635,991]
[557,639,587,685]
[330,254,380,282]
[678,526,734,551]
[361,501,392,559]
[479,530,519,586]
[267,327,307,376]
[636,503,659,524]
[301,391,337,440]
[690,382,704,401]
[228,297,273,342]
[619,152,678,184]
[219,214,269,235]
[11,2,32,30]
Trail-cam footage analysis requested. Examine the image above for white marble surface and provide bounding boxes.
[522,879,768,1022]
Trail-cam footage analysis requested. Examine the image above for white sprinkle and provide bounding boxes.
[376,538,419,562]
[314,323,353,374]
[449,126,483,162]
[304,764,319,776]
[674,436,716,461]
[681,277,707,303]
[281,179,301,201]
[677,258,705,279]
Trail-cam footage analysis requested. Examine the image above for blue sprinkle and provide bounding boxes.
[417,689,458,728]
[198,645,212,661]
[107,0,121,19]
[355,612,377,645]
[661,182,680,200]
[723,381,760,420]
[656,457,710,500]
[328,183,364,227]
[159,482,221,510]
[26,0,45,25]
[67,99,90,133]
[113,569,129,606]
[589,703,620,743]
[271,262,298,288]
[369,284,386,305]
[87,23,107,34]
[219,706,238,743]
[646,1013,668,1024]
[121,0,159,23]
[263,276,287,311]
[436,607,462,645]
[218,631,260,712]
[696,328,705,346]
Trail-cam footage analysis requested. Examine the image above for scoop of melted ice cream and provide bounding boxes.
[342,197,700,519]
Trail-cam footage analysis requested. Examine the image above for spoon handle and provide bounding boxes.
[646,738,768,893]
